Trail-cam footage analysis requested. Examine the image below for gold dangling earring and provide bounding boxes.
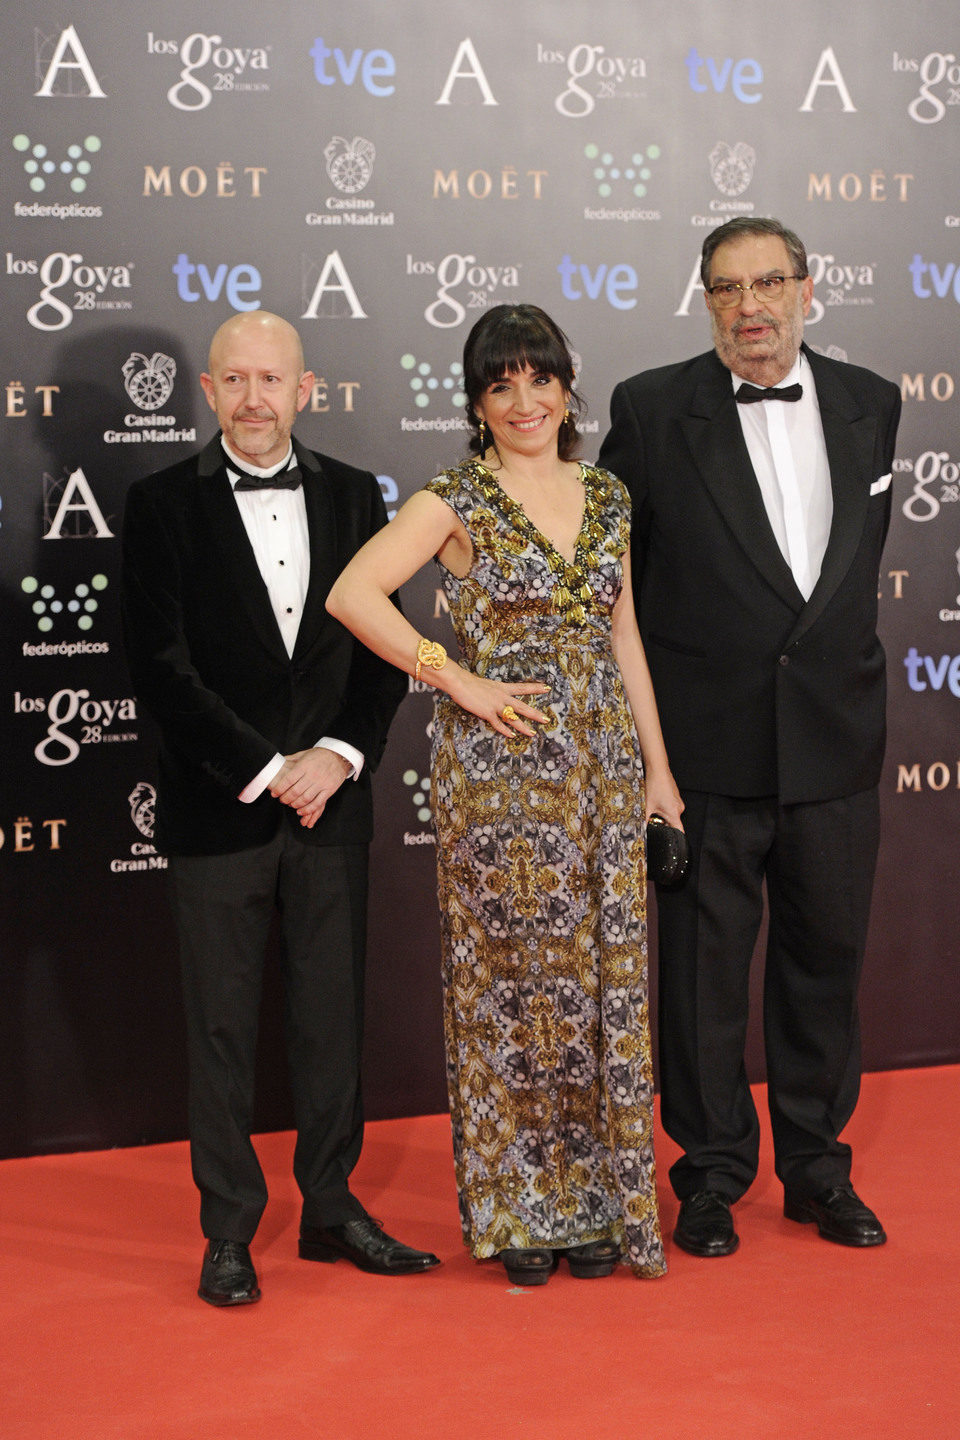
[478,418,486,452]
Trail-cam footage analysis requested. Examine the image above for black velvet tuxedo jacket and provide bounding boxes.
[598,344,901,805]
[121,433,405,856]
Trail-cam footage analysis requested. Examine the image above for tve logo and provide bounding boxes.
[172,253,261,309]
[685,48,762,103]
[558,255,637,309]
[904,648,960,696]
[909,255,960,301]
[310,39,395,96]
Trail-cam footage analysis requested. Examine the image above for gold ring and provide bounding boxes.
[501,705,519,723]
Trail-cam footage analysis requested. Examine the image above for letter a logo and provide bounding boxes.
[301,250,368,319]
[44,468,114,539]
[35,25,106,98]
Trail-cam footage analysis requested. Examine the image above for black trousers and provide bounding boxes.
[167,828,370,1242]
[655,787,880,1203]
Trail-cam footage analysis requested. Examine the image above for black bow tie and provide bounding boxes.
[231,462,302,492]
[736,382,803,404]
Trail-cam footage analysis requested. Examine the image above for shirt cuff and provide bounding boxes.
[238,740,364,803]
[319,736,364,781]
[239,754,284,803]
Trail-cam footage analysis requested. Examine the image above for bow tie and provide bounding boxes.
[736,382,803,404]
[231,462,302,492]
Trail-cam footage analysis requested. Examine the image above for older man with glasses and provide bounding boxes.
[600,217,901,1260]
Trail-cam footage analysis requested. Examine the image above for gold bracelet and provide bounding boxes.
[415,638,447,684]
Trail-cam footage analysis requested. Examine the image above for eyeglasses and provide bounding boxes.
[705,275,804,309]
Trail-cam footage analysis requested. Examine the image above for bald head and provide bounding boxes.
[200,311,314,469]
[207,311,305,376]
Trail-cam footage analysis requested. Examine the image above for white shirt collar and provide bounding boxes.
[222,437,294,481]
[729,351,805,393]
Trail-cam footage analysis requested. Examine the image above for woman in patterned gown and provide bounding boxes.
[326,305,683,1284]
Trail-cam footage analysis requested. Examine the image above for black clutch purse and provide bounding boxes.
[646,815,690,888]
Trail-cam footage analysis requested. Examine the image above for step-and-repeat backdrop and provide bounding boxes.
[1,1,957,1157]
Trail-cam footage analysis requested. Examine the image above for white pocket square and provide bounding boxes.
[870,473,891,495]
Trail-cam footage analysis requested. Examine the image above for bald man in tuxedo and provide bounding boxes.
[122,312,439,1304]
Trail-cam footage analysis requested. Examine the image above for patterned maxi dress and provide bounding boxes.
[425,459,665,1277]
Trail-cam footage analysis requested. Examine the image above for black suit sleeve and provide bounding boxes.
[121,480,277,794]
[599,380,652,593]
[878,384,902,548]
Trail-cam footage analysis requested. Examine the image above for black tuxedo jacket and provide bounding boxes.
[599,344,901,805]
[121,433,406,855]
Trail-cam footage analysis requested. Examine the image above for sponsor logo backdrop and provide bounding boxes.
[1,2,957,1157]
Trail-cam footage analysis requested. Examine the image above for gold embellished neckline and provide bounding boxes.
[467,459,609,625]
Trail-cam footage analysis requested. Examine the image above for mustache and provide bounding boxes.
[731,313,779,337]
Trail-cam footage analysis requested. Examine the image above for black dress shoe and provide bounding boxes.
[499,1248,559,1286]
[673,1191,739,1257]
[299,1216,440,1275]
[783,1183,887,1247]
[198,1239,261,1307]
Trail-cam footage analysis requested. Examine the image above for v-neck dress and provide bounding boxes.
[423,459,665,1276]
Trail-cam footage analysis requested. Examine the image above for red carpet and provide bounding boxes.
[1,1066,957,1439]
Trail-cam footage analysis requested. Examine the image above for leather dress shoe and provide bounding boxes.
[673,1191,739,1257]
[299,1215,440,1275]
[783,1183,887,1247]
[198,1239,261,1306]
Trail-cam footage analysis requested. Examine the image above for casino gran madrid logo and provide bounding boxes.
[691,140,756,230]
[106,352,195,448]
[306,135,394,229]
[128,782,156,841]
[935,547,960,623]
[709,140,755,200]
[325,135,375,195]
[11,132,102,206]
[21,573,108,634]
[123,352,176,411]
[110,782,167,874]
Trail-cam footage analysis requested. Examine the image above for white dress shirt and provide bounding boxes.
[731,353,832,601]
[220,439,363,802]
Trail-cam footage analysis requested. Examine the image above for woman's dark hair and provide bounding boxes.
[462,303,584,461]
